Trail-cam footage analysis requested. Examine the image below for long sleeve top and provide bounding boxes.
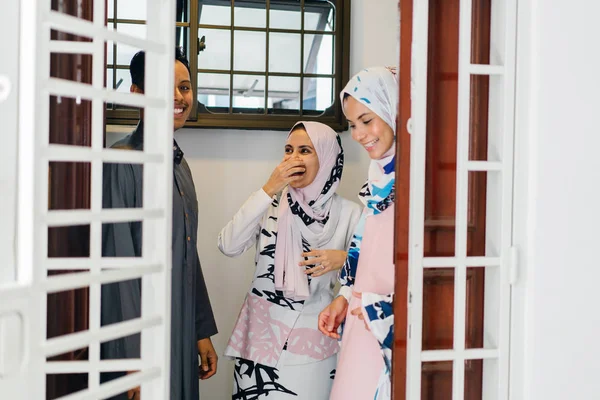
[100,123,217,400]
[218,188,361,367]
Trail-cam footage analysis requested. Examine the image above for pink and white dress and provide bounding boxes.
[218,189,361,399]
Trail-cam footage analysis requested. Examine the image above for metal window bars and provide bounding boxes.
[105,0,350,130]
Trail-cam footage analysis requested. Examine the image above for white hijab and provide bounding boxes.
[273,121,345,300]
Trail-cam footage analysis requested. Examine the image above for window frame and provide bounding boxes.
[105,0,351,131]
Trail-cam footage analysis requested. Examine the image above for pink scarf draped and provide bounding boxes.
[273,121,344,300]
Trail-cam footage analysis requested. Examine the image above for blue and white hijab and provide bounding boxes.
[339,66,398,400]
[339,66,398,285]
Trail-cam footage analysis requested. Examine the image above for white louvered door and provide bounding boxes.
[0,0,176,398]
[406,0,518,398]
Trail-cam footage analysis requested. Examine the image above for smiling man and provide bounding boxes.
[100,48,218,400]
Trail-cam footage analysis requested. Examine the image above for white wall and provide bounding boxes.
[179,1,400,398]
[512,1,600,399]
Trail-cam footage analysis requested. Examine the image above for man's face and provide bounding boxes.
[173,60,193,131]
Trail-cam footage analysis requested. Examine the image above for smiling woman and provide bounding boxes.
[217,121,361,399]
[343,95,395,160]
[319,67,398,400]
[283,126,321,189]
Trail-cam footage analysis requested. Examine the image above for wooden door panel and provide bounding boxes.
[395,0,491,398]
[422,361,452,400]
[422,270,455,350]
[393,0,412,396]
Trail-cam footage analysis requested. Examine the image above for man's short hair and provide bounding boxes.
[130,47,191,91]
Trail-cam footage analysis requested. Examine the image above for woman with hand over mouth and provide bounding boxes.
[218,121,361,399]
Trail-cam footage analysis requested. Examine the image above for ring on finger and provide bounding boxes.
[320,265,325,270]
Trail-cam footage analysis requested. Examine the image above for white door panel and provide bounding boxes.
[1,0,176,398]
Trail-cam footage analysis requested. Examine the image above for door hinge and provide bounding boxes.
[509,245,519,285]
[0,75,11,103]
[406,117,414,135]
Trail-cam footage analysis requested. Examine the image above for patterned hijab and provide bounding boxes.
[339,67,398,286]
[274,121,345,300]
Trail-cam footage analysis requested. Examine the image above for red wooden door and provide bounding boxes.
[393,0,412,397]
[394,0,492,398]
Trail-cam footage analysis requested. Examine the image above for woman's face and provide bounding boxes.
[284,127,320,189]
[344,96,394,160]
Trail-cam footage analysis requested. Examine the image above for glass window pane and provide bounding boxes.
[176,0,189,23]
[233,75,265,114]
[234,31,266,72]
[198,73,230,114]
[105,68,114,89]
[116,44,140,67]
[302,77,333,113]
[116,23,146,39]
[304,2,335,31]
[234,5,266,28]
[199,2,231,26]
[106,25,115,65]
[268,76,300,115]
[270,5,301,30]
[107,0,114,19]
[304,12,321,31]
[304,34,334,75]
[115,68,132,93]
[268,33,300,73]
[106,41,114,65]
[116,0,146,20]
[176,27,189,54]
[198,28,231,71]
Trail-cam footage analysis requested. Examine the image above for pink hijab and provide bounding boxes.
[273,121,344,300]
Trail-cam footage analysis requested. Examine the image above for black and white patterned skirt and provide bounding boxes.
[232,352,337,400]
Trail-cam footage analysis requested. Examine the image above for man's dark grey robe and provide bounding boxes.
[100,122,217,400]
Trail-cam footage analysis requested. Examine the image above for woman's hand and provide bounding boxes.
[262,158,306,197]
[299,250,347,277]
[318,296,349,339]
[351,307,371,331]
